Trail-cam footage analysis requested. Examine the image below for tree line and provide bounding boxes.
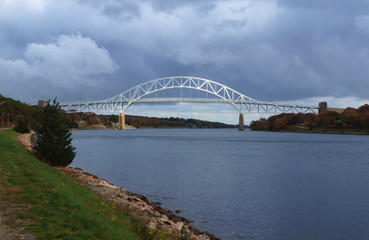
[250,104,369,132]
[66,112,236,129]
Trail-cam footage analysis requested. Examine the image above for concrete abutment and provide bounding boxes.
[119,112,125,130]
[239,113,244,131]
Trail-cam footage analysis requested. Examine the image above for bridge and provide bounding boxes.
[60,76,320,130]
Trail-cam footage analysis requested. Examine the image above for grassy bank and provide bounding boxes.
[0,130,147,239]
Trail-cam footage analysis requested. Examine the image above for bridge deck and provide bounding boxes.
[60,97,319,114]
[59,76,319,114]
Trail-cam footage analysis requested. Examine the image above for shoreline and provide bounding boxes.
[74,126,237,130]
[251,129,369,136]
[17,133,219,240]
[59,166,219,240]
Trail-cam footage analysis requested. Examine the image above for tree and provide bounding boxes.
[32,98,75,167]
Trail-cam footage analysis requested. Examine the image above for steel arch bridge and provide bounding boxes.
[60,76,318,113]
[60,76,319,130]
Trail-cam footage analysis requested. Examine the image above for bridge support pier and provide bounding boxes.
[119,112,125,130]
[238,113,244,131]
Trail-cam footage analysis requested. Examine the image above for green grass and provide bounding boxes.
[0,130,147,240]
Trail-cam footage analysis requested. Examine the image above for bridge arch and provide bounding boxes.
[60,76,318,115]
[60,76,319,130]
[105,76,258,113]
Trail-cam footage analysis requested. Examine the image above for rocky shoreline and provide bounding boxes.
[59,167,219,240]
[17,133,219,240]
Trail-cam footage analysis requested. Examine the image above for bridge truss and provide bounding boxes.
[60,76,319,114]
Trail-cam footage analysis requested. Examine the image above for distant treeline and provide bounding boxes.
[66,112,236,129]
[250,104,369,131]
[0,94,236,129]
[126,115,236,128]
[0,94,35,116]
[0,94,36,126]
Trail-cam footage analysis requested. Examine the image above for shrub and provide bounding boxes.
[14,118,30,133]
[32,98,75,167]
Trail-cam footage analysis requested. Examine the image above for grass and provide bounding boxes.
[0,130,148,240]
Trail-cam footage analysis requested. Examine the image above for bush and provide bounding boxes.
[32,98,75,167]
[14,118,30,133]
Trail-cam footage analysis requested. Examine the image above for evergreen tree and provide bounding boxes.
[32,98,75,167]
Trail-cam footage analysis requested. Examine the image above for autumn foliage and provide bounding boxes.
[250,104,369,132]
[66,112,236,129]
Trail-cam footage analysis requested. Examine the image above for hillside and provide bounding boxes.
[250,104,369,134]
[0,130,148,239]
[0,94,35,116]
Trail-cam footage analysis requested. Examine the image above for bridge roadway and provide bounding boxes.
[59,76,320,131]
[61,98,319,114]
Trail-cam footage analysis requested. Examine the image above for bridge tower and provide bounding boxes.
[239,113,244,131]
[119,111,125,130]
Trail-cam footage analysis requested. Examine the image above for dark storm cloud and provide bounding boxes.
[1,0,369,111]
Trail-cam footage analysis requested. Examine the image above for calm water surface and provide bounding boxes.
[72,129,369,240]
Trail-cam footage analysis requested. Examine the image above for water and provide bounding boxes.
[72,129,369,240]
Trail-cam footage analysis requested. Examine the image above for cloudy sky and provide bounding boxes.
[1,0,369,124]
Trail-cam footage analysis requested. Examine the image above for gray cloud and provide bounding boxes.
[1,0,369,121]
[1,33,117,101]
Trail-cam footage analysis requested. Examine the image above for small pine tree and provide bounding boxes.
[32,98,75,167]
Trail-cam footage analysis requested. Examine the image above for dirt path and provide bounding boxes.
[0,184,37,240]
[0,131,37,239]
[0,213,36,240]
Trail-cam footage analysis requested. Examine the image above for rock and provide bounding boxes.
[161,214,169,221]
[175,221,184,231]
[175,209,181,214]
[147,221,156,230]
[192,228,201,235]
[172,215,186,223]
[154,206,165,214]
[140,209,152,216]
[190,232,198,240]
[135,194,149,204]
[199,235,208,240]
[116,192,125,198]
[153,211,161,217]
[186,218,194,223]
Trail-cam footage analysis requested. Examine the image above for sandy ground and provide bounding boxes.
[0,214,36,240]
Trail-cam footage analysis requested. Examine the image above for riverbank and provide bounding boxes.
[3,130,218,240]
[75,124,136,130]
[0,130,147,239]
[74,125,237,130]
[251,126,369,135]
[58,166,218,240]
